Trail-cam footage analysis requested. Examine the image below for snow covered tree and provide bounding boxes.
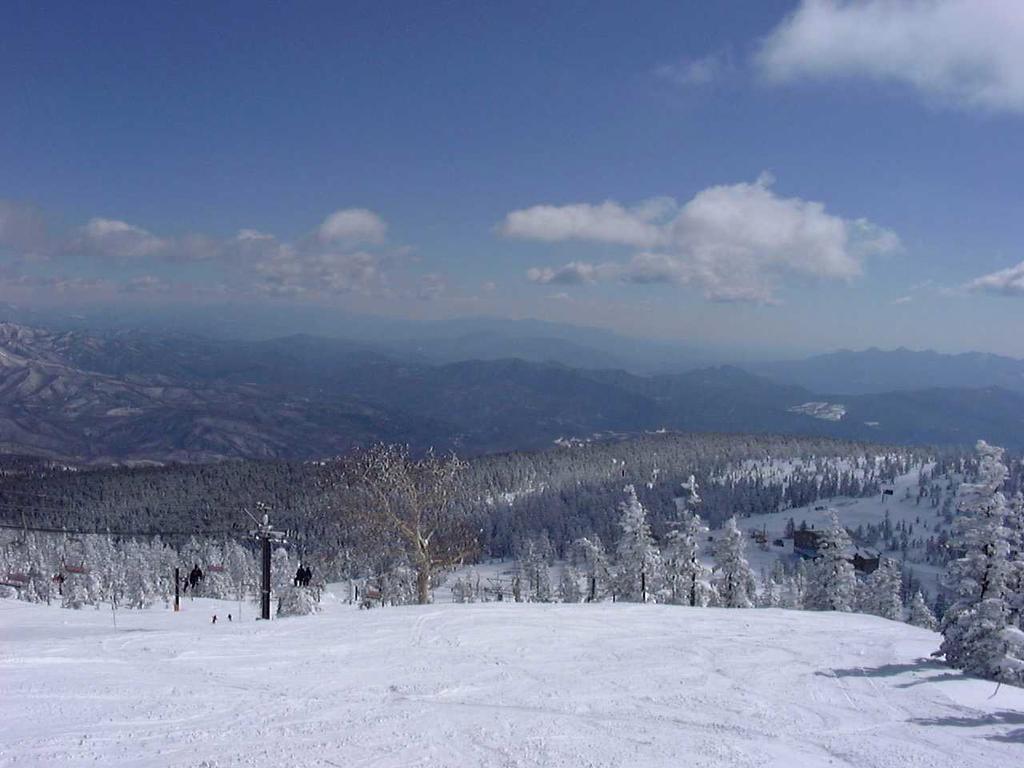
[224,539,255,603]
[451,575,471,603]
[758,563,783,608]
[861,558,903,620]
[121,540,157,609]
[804,513,857,612]
[663,511,711,606]
[201,540,232,599]
[614,485,662,603]
[22,534,55,605]
[938,441,1024,684]
[1007,491,1024,627]
[571,536,611,602]
[781,560,807,609]
[558,565,583,603]
[334,444,478,605]
[712,517,756,608]
[516,538,553,602]
[81,535,112,606]
[908,591,937,630]
[271,546,294,593]
[149,537,177,606]
[61,571,90,609]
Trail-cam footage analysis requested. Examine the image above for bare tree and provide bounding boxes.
[335,443,477,604]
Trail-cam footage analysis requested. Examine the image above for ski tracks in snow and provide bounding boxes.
[2,597,1024,767]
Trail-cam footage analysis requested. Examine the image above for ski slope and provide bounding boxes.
[2,593,1023,767]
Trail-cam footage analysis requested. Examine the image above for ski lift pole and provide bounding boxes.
[174,567,180,612]
[260,530,271,620]
[247,506,286,621]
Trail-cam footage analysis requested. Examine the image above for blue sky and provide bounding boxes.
[2,0,1023,355]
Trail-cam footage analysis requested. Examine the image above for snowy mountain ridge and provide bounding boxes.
[0,322,1023,462]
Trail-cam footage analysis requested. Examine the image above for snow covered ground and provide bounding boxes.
[3,593,1023,767]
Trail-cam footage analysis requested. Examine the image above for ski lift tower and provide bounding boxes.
[248,504,286,620]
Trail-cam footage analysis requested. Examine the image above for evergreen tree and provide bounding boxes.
[758,566,782,608]
[781,560,807,609]
[713,517,756,608]
[225,539,255,603]
[122,540,156,609]
[1007,491,1024,626]
[201,540,231,599]
[938,441,1024,684]
[663,511,711,606]
[558,565,583,603]
[61,571,90,609]
[614,485,661,603]
[862,558,903,620]
[571,536,611,602]
[908,590,937,630]
[516,539,553,602]
[805,513,857,612]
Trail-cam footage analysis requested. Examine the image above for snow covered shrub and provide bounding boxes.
[379,564,418,605]
[277,585,319,617]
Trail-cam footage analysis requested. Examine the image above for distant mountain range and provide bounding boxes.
[748,347,1024,395]
[0,322,1021,463]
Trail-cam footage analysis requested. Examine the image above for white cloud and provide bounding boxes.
[513,174,898,302]
[318,208,387,244]
[502,199,673,248]
[77,218,167,258]
[757,0,1024,113]
[0,200,426,302]
[966,260,1024,296]
[255,249,386,297]
[527,261,609,285]
[656,51,732,86]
